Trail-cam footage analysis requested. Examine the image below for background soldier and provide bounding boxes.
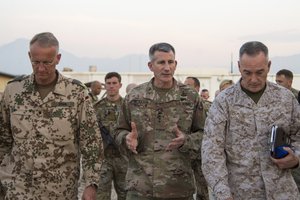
[89,80,103,104]
[94,72,127,200]
[276,69,300,103]
[275,69,300,191]
[184,77,209,200]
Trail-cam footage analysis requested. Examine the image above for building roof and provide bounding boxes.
[0,71,17,78]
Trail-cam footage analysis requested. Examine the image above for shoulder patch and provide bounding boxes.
[8,74,28,84]
[72,79,86,89]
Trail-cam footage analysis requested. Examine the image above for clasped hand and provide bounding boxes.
[271,147,299,169]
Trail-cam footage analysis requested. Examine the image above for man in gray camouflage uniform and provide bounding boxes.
[0,32,103,200]
[202,41,300,200]
[94,72,127,200]
[115,42,205,200]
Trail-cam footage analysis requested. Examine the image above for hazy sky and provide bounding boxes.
[1,0,300,70]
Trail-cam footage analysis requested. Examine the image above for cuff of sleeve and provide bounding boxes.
[178,135,191,153]
[213,179,232,200]
[85,182,98,190]
[116,131,129,146]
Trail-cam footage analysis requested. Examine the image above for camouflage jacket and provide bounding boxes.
[0,72,103,199]
[291,87,299,102]
[88,92,99,105]
[94,97,123,150]
[202,80,300,200]
[202,99,212,117]
[115,78,205,198]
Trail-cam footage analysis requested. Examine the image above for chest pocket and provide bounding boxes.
[48,103,77,141]
[130,99,193,134]
[11,106,34,138]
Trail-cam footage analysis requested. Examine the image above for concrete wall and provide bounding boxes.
[62,71,300,101]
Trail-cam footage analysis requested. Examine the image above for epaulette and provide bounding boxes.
[8,74,28,84]
[72,79,86,89]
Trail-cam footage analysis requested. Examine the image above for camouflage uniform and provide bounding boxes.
[94,97,127,200]
[0,72,103,200]
[115,78,205,199]
[89,92,99,105]
[291,87,299,101]
[202,99,212,117]
[192,98,211,200]
[290,87,300,191]
[202,80,300,200]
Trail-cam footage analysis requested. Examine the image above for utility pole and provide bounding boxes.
[230,52,233,74]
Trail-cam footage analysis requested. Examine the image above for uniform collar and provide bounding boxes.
[143,78,182,102]
[25,71,67,97]
[233,79,280,107]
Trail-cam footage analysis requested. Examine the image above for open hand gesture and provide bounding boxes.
[126,122,138,154]
[166,125,186,151]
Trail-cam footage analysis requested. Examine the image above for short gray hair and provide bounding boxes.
[30,32,59,53]
[149,42,175,61]
[239,41,268,59]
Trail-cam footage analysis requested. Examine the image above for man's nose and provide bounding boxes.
[163,63,171,70]
[250,74,258,82]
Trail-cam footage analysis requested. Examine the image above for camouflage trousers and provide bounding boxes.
[292,168,300,192]
[97,149,128,200]
[126,191,194,200]
[191,159,209,200]
[0,182,5,200]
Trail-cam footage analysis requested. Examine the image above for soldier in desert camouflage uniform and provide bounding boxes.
[0,32,103,200]
[184,77,209,200]
[115,43,205,200]
[275,69,300,191]
[94,72,127,200]
[202,41,300,200]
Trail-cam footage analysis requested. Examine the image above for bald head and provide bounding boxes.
[91,81,102,96]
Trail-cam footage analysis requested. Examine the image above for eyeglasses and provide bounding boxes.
[31,58,56,67]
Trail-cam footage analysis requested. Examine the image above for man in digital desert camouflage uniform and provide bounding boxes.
[202,41,300,200]
[0,32,103,200]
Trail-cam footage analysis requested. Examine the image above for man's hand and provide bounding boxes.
[126,122,138,154]
[166,125,186,151]
[81,185,97,200]
[271,147,299,169]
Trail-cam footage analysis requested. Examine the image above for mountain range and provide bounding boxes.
[0,38,300,76]
[0,38,149,76]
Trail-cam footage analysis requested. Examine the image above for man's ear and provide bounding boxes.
[267,61,271,73]
[148,61,153,72]
[56,53,62,64]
